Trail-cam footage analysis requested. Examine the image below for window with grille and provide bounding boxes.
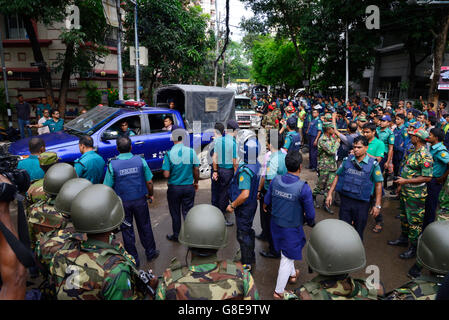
[4,14,27,40]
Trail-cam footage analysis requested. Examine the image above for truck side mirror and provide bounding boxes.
[102,130,119,141]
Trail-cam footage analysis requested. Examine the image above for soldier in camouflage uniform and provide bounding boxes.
[35,178,92,272]
[437,176,449,221]
[389,128,433,259]
[294,219,383,300]
[385,221,449,300]
[156,204,259,300]
[262,102,281,130]
[49,184,146,300]
[279,105,297,134]
[26,152,59,206]
[313,122,340,214]
[27,163,78,250]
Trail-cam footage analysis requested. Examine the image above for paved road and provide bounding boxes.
[15,150,413,300]
[119,151,413,300]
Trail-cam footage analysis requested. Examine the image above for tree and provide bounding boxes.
[250,36,303,89]
[53,0,110,117]
[123,0,214,100]
[0,0,72,106]
[225,41,251,83]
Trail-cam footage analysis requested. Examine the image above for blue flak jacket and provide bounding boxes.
[271,175,305,228]
[111,155,147,201]
[308,118,319,137]
[336,155,375,202]
[286,132,301,152]
[229,163,260,206]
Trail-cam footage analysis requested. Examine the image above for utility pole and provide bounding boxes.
[116,0,124,100]
[214,7,220,87]
[133,0,141,101]
[0,31,12,127]
[345,23,349,102]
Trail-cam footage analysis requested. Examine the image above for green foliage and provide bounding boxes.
[123,0,215,92]
[250,36,303,89]
[0,0,72,23]
[106,87,129,106]
[52,0,110,76]
[225,41,251,83]
[81,82,102,109]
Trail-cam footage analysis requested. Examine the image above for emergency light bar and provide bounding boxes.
[114,100,147,108]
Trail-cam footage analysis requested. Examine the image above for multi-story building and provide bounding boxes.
[0,0,136,119]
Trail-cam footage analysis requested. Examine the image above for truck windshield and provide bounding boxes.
[64,105,121,135]
[235,99,252,110]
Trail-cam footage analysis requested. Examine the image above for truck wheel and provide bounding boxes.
[198,144,213,180]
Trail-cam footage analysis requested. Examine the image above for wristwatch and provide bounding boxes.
[230,203,236,210]
[375,205,382,209]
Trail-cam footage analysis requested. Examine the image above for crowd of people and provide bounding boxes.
[13,95,86,139]
[1,91,449,301]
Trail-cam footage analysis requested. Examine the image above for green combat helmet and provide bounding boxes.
[179,204,227,249]
[43,163,77,196]
[306,219,366,276]
[54,178,92,216]
[70,184,124,234]
[416,221,449,275]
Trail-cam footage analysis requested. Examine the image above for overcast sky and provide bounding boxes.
[217,0,253,42]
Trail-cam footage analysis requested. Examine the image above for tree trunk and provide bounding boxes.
[408,51,417,99]
[429,9,449,106]
[22,16,55,106]
[58,42,75,119]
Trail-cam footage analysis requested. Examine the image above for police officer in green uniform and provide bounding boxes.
[74,135,106,184]
[282,117,301,153]
[385,221,449,300]
[226,137,261,271]
[294,219,384,300]
[326,135,383,240]
[257,133,287,259]
[103,136,158,267]
[162,125,200,242]
[424,128,449,229]
[17,137,46,181]
[26,152,60,206]
[156,204,260,300]
[376,115,394,174]
[49,184,145,300]
[211,121,238,226]
[389,128,433,259]
[30,109,64,133]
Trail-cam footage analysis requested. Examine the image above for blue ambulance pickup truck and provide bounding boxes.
[9,85,236,179]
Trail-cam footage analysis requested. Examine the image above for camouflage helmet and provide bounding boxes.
[416,221,449,275]
[54,178,92,216]
[43,163,78,196]
[306,219,366,276]
[70,184,124,234]
[178,204,227,249]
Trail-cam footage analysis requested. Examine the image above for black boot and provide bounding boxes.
[399,245,417,259]
[313,195,319,208]
[407,263,422,279]
[387,235,409,247]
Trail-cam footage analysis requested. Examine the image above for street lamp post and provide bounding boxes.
[133,0,141,101]
[116,0,124,100]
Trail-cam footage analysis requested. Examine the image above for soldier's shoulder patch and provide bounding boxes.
[404,133,408,137]
[424,162,431,168]
[240,176,244,182]
[375,170,381,176]
[442,152,447,158]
